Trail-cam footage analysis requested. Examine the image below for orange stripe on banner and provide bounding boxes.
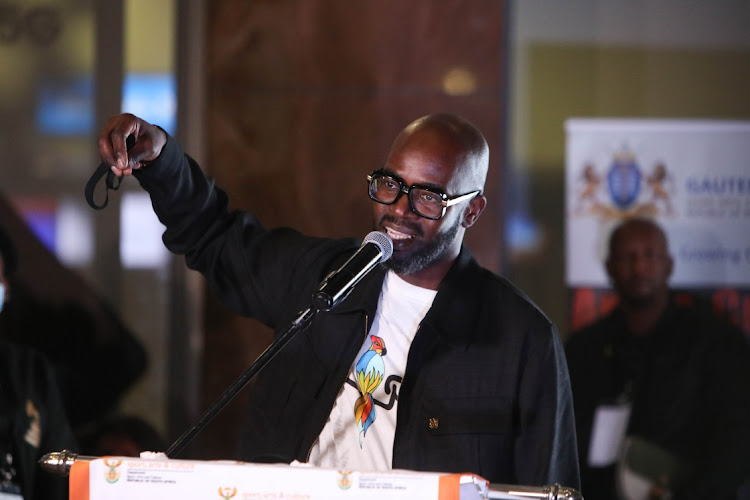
[438,474,461,500]
[69,460,90,500]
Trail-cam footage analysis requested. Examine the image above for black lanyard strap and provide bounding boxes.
[84,134,134,210]
[84,162,122,210]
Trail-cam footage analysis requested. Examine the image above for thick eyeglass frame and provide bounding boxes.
[367,169,481,220]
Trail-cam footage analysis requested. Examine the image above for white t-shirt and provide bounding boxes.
[307,270,437,471]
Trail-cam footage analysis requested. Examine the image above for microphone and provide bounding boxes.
[313,231,393,310]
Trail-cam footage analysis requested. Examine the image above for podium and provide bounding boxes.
[40,451,582,500]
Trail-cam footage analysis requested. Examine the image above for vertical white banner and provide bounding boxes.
[565,119,750,288]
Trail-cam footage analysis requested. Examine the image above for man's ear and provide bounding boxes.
[461,195,487,228]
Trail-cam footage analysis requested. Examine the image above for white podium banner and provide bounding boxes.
[72,456,488,500]
[565,119,750,287]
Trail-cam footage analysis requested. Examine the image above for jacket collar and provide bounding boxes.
[332,247,483,347]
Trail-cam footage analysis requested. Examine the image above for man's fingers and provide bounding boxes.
[97,114,124,167]
[98,113,164,176]
[98,134,116,168]
[110,117,139,171]
[125,135,154,168]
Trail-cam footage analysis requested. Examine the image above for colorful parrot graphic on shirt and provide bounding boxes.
[354,335,387,447]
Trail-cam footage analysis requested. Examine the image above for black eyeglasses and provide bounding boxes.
[367,170,480,220]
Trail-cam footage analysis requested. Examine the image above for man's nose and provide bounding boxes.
[630,254,651,273]
[391,191,416,218]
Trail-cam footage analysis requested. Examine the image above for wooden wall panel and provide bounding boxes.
[188,0,508,460]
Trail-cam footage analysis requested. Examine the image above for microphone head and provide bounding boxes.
[363,231,393,262]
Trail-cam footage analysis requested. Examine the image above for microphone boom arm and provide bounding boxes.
[165,306,318,458]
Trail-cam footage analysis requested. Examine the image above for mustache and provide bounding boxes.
[378,214,423,237]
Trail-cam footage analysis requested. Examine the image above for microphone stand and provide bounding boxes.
[165,306,318,458]
[165,233,391,457]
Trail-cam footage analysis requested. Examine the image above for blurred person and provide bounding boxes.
[0,225,78,500]
[565,218,750,499]
[95,112,580,488]
[0,198,148,430]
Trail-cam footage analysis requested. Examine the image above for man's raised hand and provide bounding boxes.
[97,113,167,177]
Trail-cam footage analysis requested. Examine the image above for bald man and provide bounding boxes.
[566,218,750,499]
[98,113,580,488]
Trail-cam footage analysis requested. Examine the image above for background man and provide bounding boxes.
[97,112,580,488]
[566,217,750,499]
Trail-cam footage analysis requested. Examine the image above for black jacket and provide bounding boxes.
[135,136,580,488]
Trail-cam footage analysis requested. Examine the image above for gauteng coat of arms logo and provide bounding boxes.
[607,149,641,209]
[572,147,674,219]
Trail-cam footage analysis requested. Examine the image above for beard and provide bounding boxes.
[383,215,461,276]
